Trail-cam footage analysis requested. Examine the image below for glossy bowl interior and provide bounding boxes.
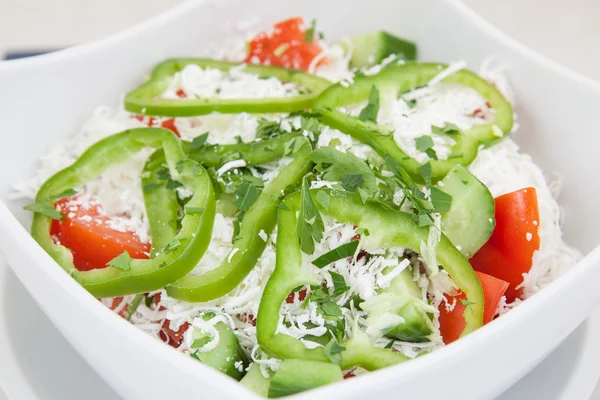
[1,0,600,399]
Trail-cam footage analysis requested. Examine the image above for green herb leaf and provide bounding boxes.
[300,115,321,137]
[107,251,132,271]
[430,186,453,213]
[358,85,380,122]
[304,18,316,43]
[341,174,364,192]
[144,294,154,308]
[311,148,377,194]
[234,181,261,212]
[356,227,370,236]
[384,340,395,349]
[46,188,77,201]
[312,241,359,268]
[418,162,432,186]
[284,136,306,156]
[189,132,209,151]
[319,301,342,317]
[184,207,205,215]
[23,203,64,220]
[143,183,162,193]
[126,294,144,321]
[296,176,325,255]
[415,135,438,160]
[256,119,281,139]
[431,122,462,138]
[460,298,476,313]
[324,338,346,365]
[166,179,182,190]
[329,271,350,296]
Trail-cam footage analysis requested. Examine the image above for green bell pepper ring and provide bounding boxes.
[141,131,303,251]
[163,138,314,302]
[257,189,484,369]
[125,59,332,117]
[314,62,514,182]
[29,128,216,298]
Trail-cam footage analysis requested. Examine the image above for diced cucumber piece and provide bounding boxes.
[190,315,249,381]
[268,359,343,398]
[241,364,271,397]
[361,268,432,343]
[344,31,417,68]
[439,165,495,258]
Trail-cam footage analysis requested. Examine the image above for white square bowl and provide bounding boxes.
[1,0,600,399]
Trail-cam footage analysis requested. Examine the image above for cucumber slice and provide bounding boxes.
[190,315,249,381]
[439,165,495,258]
[241,364,271,397]
[361,268,432,343]
[268,359,343,398]
[344,31,417,68]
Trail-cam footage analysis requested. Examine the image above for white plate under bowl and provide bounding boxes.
[1,0,600,399]
[1,259,599,400]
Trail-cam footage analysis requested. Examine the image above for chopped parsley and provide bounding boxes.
[341,173,364,192]
[431,122,462,137]
[46,188,77,201]
[315,190,330,211]
[233,181,261,212]
[358,85,380,123]
[430,186,453,213]
[304,18,317,43]
[312,241,359,269]
[296,176,324,255]
[329,270,350,296]
[23,203,64,221]
[311,147,378,194]
[415,135,438,160]
[256,118,281,139]
[324,338,346,365]
[164,239,182,254]
[284,136,306,156]
[106,251,132,271]
[189,132,209,151]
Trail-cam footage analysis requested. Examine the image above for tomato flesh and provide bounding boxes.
[132,115,180,137]
[470,188,540,302]
[245,17,325,71]
[438,271,509,344]
[51,197,150,271]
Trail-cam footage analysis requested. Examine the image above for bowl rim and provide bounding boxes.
[1,0,599,398]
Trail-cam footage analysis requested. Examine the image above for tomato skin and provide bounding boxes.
[160,321,189,348]
[470,188,540,302]
[245,17,324,71]
[52,198,150,271]
[286,288,307,304]
[438,271,509,344]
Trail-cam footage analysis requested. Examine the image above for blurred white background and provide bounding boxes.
[0,0,598,398]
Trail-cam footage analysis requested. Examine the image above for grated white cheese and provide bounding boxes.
[217,159,247,176]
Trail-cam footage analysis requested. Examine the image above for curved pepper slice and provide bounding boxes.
[125,58,332,117]
[314,62,514,183]
[257,189,484,369]
[144,138,313,302]
[29,128,216,298]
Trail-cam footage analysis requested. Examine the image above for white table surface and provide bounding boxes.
[0,0,599,398]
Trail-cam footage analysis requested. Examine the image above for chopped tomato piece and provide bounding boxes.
[108,296,129,318]
[160,321,189,348]
[470,188,540,301]
[245,17,325,71]
[51,197,150,271]
[438,271,509,344]
[132,115,180,137]
[286,288,308,303]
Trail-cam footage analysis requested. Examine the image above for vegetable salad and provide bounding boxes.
[18,17,579,398]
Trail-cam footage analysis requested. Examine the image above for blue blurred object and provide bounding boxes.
[4,50,58,60]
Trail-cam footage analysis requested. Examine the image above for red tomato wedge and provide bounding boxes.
[132,115,180,137]
[51,197,151,271]
[245,17,325,71]
[470,188,540,302]
[438,271,509,344]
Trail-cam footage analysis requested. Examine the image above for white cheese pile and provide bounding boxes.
[162,64,302,100]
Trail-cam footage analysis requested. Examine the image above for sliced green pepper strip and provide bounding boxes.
[29,128,216,298]
[125,59,332,117]
[164,138,314,302]
[314,62,514,182]
[257,189,484,369]
[142,131,303,251]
